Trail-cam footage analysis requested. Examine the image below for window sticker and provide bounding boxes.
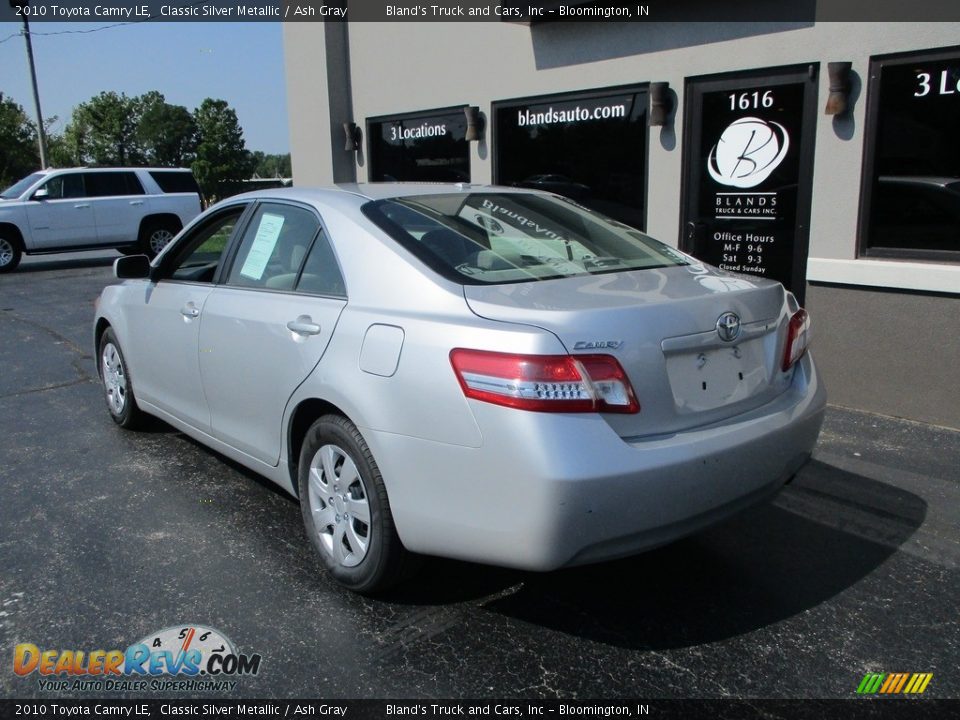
[239,213,285,281]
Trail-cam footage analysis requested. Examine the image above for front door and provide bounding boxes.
[681,66,818,303]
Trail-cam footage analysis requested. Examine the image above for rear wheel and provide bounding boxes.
[139,220,179,257]
[0,234,22,273]
[298,415,415,594]
[98,328,146,429]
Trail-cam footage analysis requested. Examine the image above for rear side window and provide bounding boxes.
[296,229,346,297]
[85,172,144,197]
[149,171,201,195]
[226,203,321,291]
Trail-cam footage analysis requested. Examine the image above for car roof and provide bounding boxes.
[36,167,193,175]
[219,183,547,207]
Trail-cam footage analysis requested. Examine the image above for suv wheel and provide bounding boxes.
[0,234,22,273]
[139,220,179,257]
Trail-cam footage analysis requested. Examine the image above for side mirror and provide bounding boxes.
[32,188,49,201]
[114,254,152,280]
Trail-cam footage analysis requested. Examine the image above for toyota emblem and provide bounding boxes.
[716,312,741,342]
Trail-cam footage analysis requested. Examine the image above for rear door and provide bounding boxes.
[87,171,150,245]
[198,202,347,465]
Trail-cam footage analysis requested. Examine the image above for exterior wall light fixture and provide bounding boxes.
[464,106,485,142]
[825,62,853,115]
[343,122,362,152]
[649,82,674,126]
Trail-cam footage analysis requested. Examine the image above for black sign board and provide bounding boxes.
[493,86,648,229]
[682,68,817,302]
[860,47,960,261]
[367,107,470,183]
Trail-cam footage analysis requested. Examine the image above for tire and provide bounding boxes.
[98,328,146,429]
[0,234,22,273]
[298,415,415,594]
[139,220,180,257]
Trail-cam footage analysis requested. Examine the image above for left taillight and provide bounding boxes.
[782,309,811,371]
[449,349,640,414]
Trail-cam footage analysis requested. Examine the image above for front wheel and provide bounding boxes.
[0,235,22,273]
[298,415,415,594]
[98,328,146,429]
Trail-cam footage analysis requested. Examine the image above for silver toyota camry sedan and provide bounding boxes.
[94,184,826,593]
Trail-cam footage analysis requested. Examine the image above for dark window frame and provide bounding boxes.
[491,83,650,231]
[858,45,960,263]
[365,105,470,183]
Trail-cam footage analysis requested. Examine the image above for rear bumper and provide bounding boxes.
[366,352,826,571]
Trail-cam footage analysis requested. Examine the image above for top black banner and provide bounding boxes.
[2,0,960,23]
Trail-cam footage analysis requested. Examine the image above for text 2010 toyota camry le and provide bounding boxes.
[94,184,826,593]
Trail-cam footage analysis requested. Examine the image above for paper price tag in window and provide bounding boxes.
[240,213,286,281]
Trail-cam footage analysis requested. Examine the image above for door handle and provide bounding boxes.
[74,203,91,209]
[180,304,200,318]
[287,316,321,336]
[129,200,144,206]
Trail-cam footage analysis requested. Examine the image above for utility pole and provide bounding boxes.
[10,0,48,168]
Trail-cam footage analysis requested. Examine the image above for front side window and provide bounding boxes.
[363,192,687,285]
[862,47,960,260]
[225,203,321,291]
[41,174,85,200]
[166,207,245,283]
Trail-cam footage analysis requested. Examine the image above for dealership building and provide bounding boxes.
[283,16,960,428]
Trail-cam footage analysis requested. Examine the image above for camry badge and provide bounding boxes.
[716,312,741,342]
[573,340,623,350]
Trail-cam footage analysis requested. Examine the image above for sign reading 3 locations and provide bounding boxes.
[368,108,470,183]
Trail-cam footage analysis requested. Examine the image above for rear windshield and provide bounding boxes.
[362,192,688,285]
[149,170,201,195]
[1,172,44,199]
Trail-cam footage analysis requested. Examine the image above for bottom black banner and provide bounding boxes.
[1,699,957,720]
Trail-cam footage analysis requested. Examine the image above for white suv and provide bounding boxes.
[0,167,203,272]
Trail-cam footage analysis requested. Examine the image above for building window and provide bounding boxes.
[367,107,470,183]
[493,86,648,229]
[861,47,960,261]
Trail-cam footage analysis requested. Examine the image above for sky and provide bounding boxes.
[0,21,290,155]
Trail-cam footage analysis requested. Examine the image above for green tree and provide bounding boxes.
[66,91,145,166]
[137,91,197,167]
[192,98,253,200]
[251,151,291,178]
[0,93,40,188]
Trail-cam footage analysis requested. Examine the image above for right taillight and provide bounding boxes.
[782,309,811,371]
[449,349,640,414]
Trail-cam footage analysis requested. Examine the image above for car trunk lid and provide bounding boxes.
[463,263,795,438]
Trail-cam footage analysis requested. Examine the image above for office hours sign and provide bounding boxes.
[682,69,817,301]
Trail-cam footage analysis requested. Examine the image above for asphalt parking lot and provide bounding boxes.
[1,254,958,700]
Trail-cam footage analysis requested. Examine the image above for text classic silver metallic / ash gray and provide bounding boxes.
[94,184,826,593]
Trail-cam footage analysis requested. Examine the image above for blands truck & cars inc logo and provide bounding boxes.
[12,625,261,692]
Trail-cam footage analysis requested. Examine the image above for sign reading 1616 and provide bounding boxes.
[914,68,960,96]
